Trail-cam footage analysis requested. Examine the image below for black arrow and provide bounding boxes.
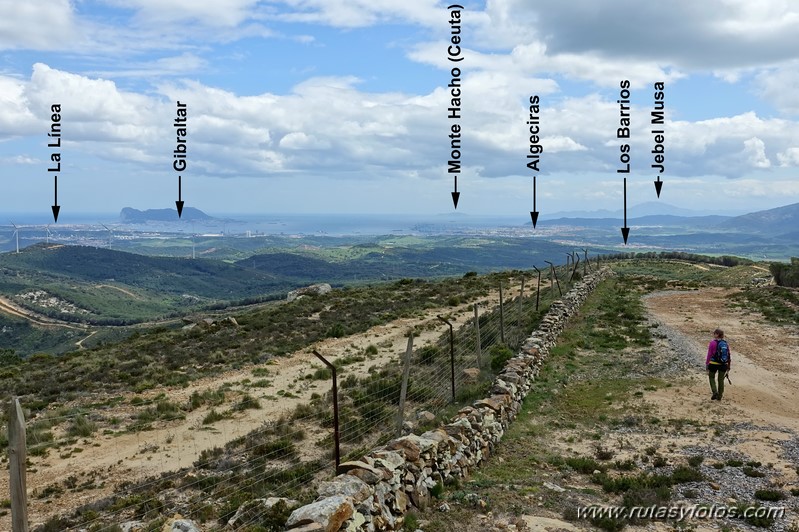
[451,176,460,209]
[654,175,663,198]
[176,175,184,218]
[530,175,539,227]
[621,177,630,244]
[51,176,60,223]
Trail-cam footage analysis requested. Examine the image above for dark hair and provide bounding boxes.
[714,328,724,338]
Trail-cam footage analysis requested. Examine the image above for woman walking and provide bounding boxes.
[706,328,731,401]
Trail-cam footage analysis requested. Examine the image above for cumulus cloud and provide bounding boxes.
[777,147,799,167]
[0,76,40,138]
[755,62,799,115]
[9,61,798,193]
[0,0,82,50]
[506,0,799,70]
[271,0,443,28]
[743,137,771,169]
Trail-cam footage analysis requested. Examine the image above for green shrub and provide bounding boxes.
[566,456,604,474]
[614,459,636,471]
[202,409,226,425]
[311,367,331,380]
[687,455,704,467]
[671,466,702,483]
[418,345,439,365]
[325,323,346,338]
[742,466,765,478]
[233,394,261,411]
[754,489,785,501]
[489,344,514,372]
[68,415,96,438]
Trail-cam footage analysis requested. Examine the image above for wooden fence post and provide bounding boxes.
[518,277,525,340]
[474,304,481,368]
[499,281,506,345]
[397,334,413,437]
[9,397,29,532]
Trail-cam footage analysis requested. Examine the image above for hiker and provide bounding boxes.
[706,328,731,401]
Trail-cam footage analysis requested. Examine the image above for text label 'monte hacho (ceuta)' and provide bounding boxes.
[617,80,631,174]
[527,95,541,173]
[173,101,187,173]
[651,81,665,175]
[48,104,62,173]
[447,5,463,177]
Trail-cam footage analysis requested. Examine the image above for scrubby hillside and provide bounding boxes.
[3,258,796,532]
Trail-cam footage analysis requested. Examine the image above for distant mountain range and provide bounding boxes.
[120,207,213,223]
[721,202,799,236]
[543,201,733,220]
[540,202,799,234]
[537,214,732,231]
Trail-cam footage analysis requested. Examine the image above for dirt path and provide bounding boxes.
[644,288,799,435]
[6,282,520,529]
[96,284,142,300]
[0,296,87,329]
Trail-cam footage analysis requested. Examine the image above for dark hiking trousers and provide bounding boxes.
[708,364,727,399]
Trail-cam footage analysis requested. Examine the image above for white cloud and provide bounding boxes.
[755,62,799,115]
[777,147,799,167]
[0,76,40,138]
[272,0,442,28]
[504,0,799,70]
[543,136,587,153]
[1,155,39,165]
[86,53,209,78]
[103,0,262,27]
[27,64,161,143]
[0,0,81,50]
[17,63,798,189]
[743,137,771,169]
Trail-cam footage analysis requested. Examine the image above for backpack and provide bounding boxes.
[712,339,730,365]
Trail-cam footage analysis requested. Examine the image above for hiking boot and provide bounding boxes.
[711,393,719,400]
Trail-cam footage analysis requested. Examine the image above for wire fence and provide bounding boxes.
[4,261,592,531]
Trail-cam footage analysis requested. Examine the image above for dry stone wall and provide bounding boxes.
[284,268,611,532]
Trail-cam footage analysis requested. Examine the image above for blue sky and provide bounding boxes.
[1,0,798,221]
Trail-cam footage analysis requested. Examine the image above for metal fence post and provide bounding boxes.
[570,254,580,283]
[313,351,340,473]
[533,266,541,312]
[437,316,456,402]
[545,260,561,297]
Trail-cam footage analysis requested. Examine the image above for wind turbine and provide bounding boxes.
[45,224,53,245]
[10,222,19,254]
[100,223,113,249]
